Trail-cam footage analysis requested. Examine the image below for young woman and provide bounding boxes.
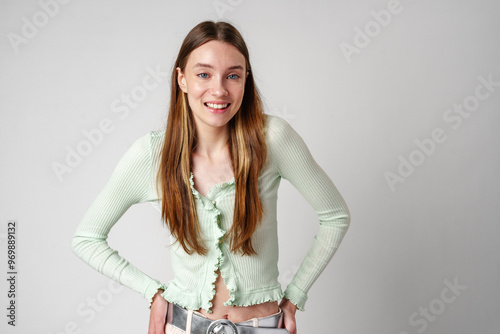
[72,21,350,334]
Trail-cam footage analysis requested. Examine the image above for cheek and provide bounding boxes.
[188,82,205,97]
[233,85,246,100]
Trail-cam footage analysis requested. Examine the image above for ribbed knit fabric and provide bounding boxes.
[72,115,350,312]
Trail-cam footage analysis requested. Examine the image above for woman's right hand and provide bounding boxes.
[279,298,297,334]
[148,289,169,334]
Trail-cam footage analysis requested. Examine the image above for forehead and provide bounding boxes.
[186,40,246,70]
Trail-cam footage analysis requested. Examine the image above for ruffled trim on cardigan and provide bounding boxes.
[146,282,168,309]
[189,172,235,312]
[228,284,284,307]
[189,172,235,199]
[162,283,285,311]
[283,283,307,311]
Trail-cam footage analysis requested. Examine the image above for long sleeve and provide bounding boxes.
[71,133,166,305]
[266,116,351,311]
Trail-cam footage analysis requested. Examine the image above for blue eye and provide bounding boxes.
[228,74,239,80]
[198,73,209,79]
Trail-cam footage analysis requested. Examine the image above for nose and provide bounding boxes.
[210,77,228,97]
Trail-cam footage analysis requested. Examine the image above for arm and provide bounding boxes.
[267,116,351,311]
[71,133,167,305]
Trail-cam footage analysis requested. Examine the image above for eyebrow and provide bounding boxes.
[193,63,245,71]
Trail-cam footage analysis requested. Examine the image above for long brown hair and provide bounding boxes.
[157,21,267,256]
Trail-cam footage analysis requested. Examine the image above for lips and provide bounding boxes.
[205,102,230,109]
[204,102,231,113]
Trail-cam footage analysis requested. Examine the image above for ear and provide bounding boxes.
[177,67,187,93]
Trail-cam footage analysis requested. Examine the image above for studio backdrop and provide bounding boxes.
[1,0,499,333]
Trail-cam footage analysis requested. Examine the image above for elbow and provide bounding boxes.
[339,203,351,235]
[71,233,87,258]
[71,234,81,256]
[344,205,351,229]
[325,203,351,233]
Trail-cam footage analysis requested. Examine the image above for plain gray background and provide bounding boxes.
[1,0,499,333]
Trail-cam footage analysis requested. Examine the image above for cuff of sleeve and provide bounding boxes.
[144,280,168,308]
[283,283,307,311]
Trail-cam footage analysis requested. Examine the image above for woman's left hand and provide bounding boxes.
[279,298,298,334]
[148,289,168,334]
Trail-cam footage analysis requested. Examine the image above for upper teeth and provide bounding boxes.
[206,103,228,109]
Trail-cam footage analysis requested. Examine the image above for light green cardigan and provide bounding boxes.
[72,115,350,312]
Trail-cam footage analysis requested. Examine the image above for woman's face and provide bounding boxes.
[177,40,247,132]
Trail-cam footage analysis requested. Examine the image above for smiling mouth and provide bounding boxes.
[204,102,230,109]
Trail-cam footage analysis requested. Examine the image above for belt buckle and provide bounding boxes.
[206,319,238,334]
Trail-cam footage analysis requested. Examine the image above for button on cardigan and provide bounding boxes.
[72,115,350,312]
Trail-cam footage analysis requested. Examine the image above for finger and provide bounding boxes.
[282,314,296,334]
[149,311,166,334]
[148,314,154,334]
[158,322,166,334]
[153,314,166,334]
[285,322,297,334]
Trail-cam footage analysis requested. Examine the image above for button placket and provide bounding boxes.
[207,200,225,244]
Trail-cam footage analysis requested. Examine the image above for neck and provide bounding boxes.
[194,124,230,159]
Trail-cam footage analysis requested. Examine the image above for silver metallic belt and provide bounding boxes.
[166,303,290,334]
